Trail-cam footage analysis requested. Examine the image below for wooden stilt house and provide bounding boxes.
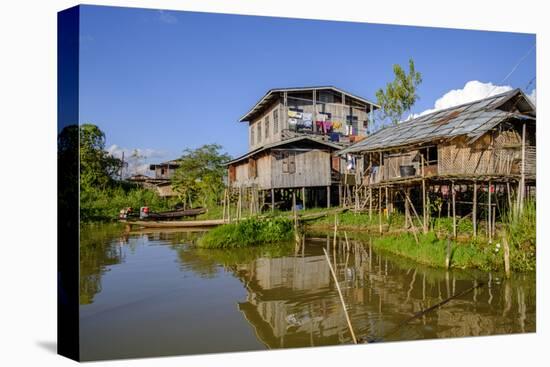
[339,88,536,237]
[227,86,379,210]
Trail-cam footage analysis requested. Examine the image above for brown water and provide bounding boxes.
[79,224,535,361]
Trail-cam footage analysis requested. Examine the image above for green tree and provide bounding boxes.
[79,124,121,190]
[171,144,231,209]
[375,58,423,125]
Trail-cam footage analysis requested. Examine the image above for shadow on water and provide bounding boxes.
[79,225,535,359]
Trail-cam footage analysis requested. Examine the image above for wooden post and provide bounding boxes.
[333,214,338,249]
[452,182,457,239]
[422,154,427,233]
[271,188,275,213]
[338,184,342,207]
[228,189,232,223]
[369,186,373,220]
[519,122,526,213]
[322,248,358,344]
[404,189,410,229]
[292,190,296,216]
[302,187,306,210]
[222,188,227,221]
[488,181,492,243]
[473,182,477,238]
[238,187,242,220]
[327,185,331,208]
[503,234,511,278]
[445,237,452,269]
[379,187,383,233]
[385,186,389,220]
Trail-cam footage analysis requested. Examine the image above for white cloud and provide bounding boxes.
[107,145,169,178]
[157,10,178,24]
[413,80,514,118]
[528,88,536,105]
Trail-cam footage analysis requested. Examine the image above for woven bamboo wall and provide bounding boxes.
[438,129,523,176]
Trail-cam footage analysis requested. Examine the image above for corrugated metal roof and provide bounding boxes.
[226,136,343,165]
[239,86,380,122]
[339,88,535,155]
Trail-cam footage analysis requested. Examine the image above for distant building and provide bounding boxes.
[149,160,180,179]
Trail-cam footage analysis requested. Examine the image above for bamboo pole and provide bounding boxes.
[452,182,457,239]
[519,122,526,213]
[323,248,358,344]
[222,188,227,222]
[488,181,492,243]
[333,214,338,249]
[473,182,477,238]
[445,237,452,269]
[302,187,306,211]
[422,155,427,233]
[369,157,373,219]
[327,185,331,209]
[271,188,275,213]
[292,190,297,227]
[503,234,511,278]
[379,186,382,233]
[385,186,389,219]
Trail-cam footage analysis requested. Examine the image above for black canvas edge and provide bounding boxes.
[57,5,80,362]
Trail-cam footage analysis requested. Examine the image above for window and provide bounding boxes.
[273,108,279,134]
[264,116,270,139]
[250,124,254,146]
[346,115,359,136]
[282,151,296,173]
[256,121,261,143]
[248,158,257,178]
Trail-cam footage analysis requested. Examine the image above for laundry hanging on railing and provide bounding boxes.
[288,110,303,119]
[346,154,356,171]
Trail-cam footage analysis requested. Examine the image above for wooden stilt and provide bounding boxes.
[488,181,492,243]
[379,186,382,233]
[519,122,526,213]
[422,155,427,233]
[452,182,457,239]
[473,182,477,238]
[302,187,306,210]
[369,186,373,220]
[338,184,342,207]
[503,234,511,278]
[327,185,331,208]
[385,186,389,220]
[271,188,275,213]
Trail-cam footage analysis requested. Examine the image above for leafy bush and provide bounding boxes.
[197,217,294,249]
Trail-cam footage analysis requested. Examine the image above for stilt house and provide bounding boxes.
[227,86,379,209]
[339,88,536,238]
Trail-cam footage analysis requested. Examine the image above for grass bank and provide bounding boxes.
[197,217,294,249]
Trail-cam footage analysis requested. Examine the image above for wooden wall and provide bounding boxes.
[248,90,371,151]
[229,149,332,189]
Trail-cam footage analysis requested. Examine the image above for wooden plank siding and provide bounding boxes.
[229,149,333,189]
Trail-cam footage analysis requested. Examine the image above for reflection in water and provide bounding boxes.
[79,226,535,360]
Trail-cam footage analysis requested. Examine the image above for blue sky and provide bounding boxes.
[79,5,536,173]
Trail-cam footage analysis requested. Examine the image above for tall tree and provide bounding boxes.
[79,124,121,190]
[171,144,231,208]
[375,58,423,125]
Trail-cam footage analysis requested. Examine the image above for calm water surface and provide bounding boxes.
[79,224,535,361]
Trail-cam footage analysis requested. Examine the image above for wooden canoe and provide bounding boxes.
[124,219,225,228]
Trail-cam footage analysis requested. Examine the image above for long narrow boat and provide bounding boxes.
[124,218,226,228]
[147,207,206,220]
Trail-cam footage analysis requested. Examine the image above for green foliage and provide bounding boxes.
[171,144,231,209]
[375,58,423,125]
[80,184,177,222]
[502,199,536,272]
[197,217,294,249]
[371,232,503,271]
[79,124,122,190]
